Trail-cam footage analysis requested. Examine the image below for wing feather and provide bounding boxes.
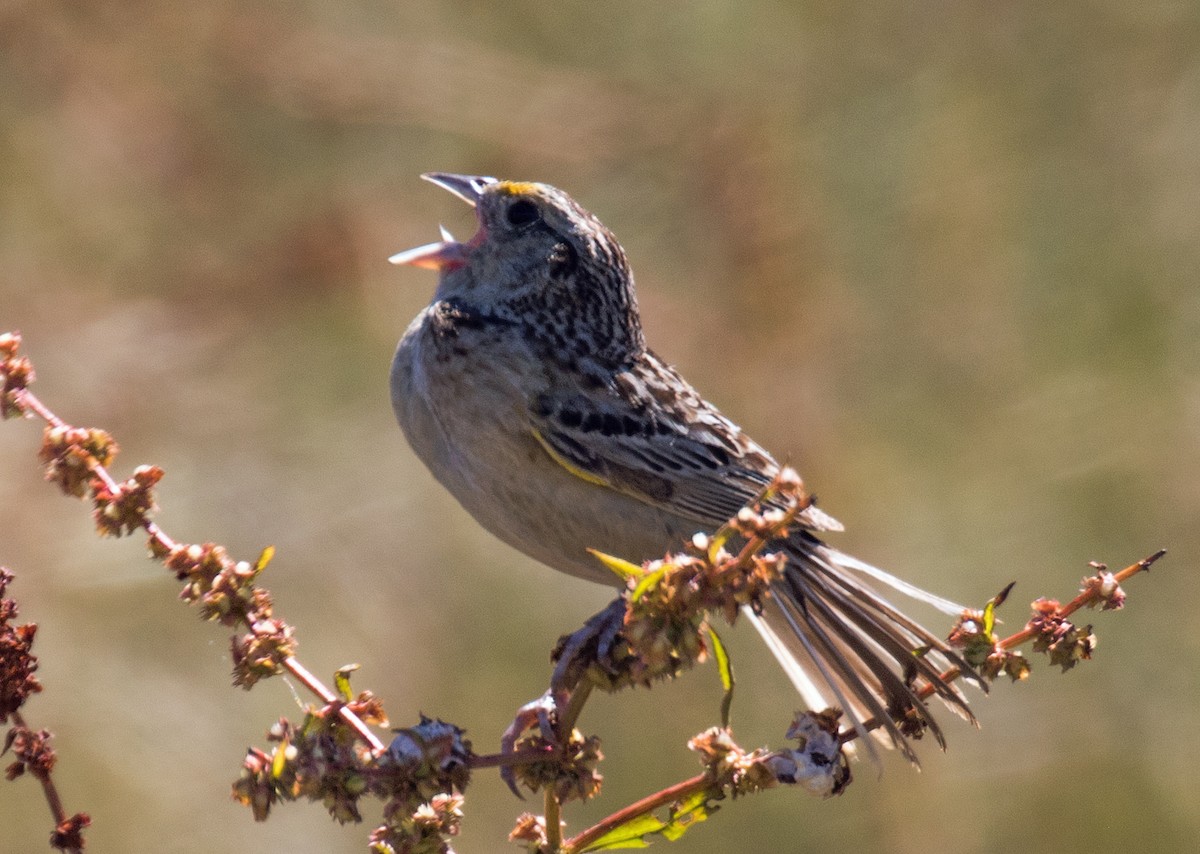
[529,352,839,529]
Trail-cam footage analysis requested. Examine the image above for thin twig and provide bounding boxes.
[468,745,556,769]
[847,549,1165,742]
[558,681,594,736]
[563,773,709,854]
[9,711,82,854]
[12,385,386,755]
[544,786,563,852]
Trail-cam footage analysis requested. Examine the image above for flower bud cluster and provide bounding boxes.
[165,543,266,622]
[369,792,464,854]
[236,713,372,824]
[38,426,117,498]
[508,812,552,851]
[688,727,777,798]
[4,724,56,781]
[0,569,41,723]
[947,608,1030,683]
[229,620,298,688]
[234,707,450,829]
[0,332,33,418]
[1028,599,1096,672]
[50,811,92,852]
[608,470,803,689]
[90,464,163,537]
[510,726,603,805]
[1082,562,1127,611]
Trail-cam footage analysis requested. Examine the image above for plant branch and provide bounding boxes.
[2,334,385,755]
[4,329,1165,852]
[563,773,708,854]
[1,563,91,853]
[8,711,80,854]
[545,786,563,852]
[845,548,1164,744]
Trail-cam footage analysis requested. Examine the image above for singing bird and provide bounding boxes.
[389,174,975,762]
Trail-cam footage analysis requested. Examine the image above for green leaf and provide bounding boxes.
[589,549,645,582]
[271,735,289,779]
[662,790,713,840]
[982,599,996,637]
[707,626,735,728]
[631,566,668,603]
[581,790,715,851]
[583,813,661,850]
[333,664,360,702]
[984,582,1017,637]
[254,545,275,573]
[300,710,324,738]
[706,530,730,564]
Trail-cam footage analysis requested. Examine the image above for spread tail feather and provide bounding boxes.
[750,537,980,766]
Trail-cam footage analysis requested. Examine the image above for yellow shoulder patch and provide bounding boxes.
[531,428,610,488]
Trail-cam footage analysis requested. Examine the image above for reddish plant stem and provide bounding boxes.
[282,657,385,753]
[991,549,1163,650]
[14,367,1163,846]
[9,711,82,854]
[469,746,555,769]
[13,387,386,755]
[846,549,1164,743]
[564,549,1163,852]
[563,773,709,854]
[555,499,805,852]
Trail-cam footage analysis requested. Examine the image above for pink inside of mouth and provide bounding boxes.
[389,214,487,271]
[388,240,468,270]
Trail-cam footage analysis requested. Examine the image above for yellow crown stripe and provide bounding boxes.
[496,181,541,196]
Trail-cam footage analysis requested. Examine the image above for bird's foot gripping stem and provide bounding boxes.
[499,597,628,797]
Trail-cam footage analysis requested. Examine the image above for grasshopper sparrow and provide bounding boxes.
[390,174,975,761]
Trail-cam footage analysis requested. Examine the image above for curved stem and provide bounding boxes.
[563,773,709,854]
[558,681,594,735]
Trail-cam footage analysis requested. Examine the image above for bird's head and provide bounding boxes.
[391,174,645,364]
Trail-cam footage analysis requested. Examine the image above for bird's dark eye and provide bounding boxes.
[506,199,541,227]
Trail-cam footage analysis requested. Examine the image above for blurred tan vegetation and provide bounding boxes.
[3,2,1199,852]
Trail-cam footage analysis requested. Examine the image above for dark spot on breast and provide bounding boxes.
[432,298,515,337]
[532,395,554,417]
[601,414,623,436]
[581,413,604,433]
[622,416,642,436]
[578,368,607,390]
[559,409,583,428]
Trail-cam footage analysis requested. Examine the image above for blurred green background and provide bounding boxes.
[3,2,1198,852]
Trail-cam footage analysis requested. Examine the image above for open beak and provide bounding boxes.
[388,173,497,270]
